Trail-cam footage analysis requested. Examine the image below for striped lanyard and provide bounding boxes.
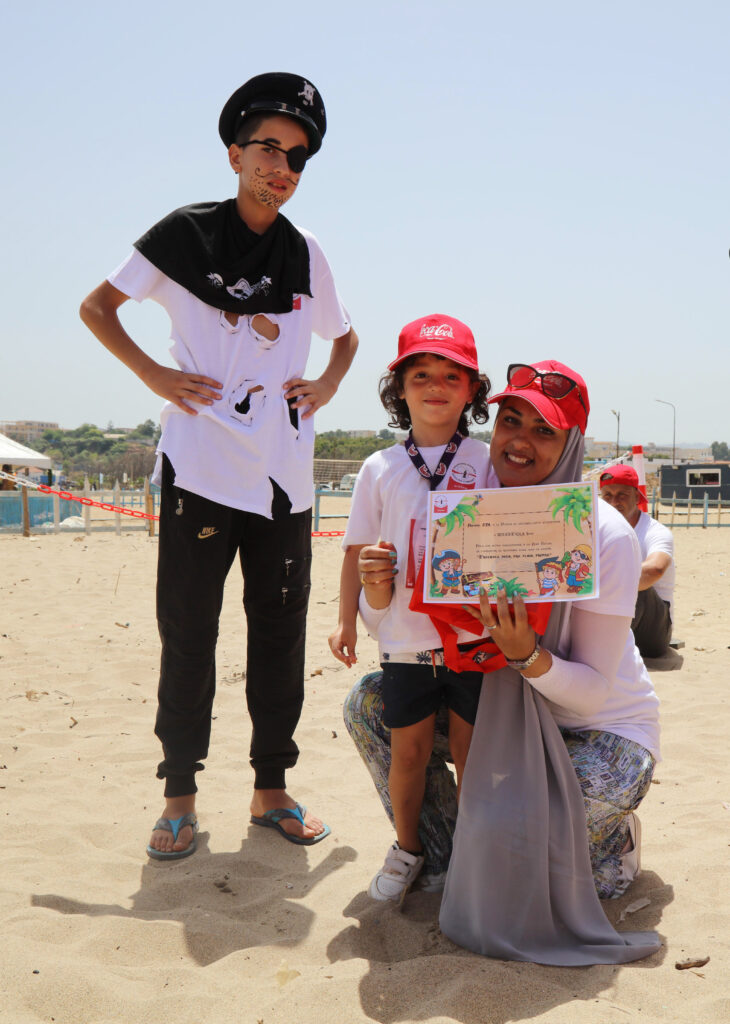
[404,430,464,490]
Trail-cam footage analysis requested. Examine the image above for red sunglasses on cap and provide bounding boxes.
[507,363,588,416]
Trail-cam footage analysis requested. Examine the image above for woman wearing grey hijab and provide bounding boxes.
[343,360,660,965]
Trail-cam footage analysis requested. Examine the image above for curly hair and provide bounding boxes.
[379,354,491,435]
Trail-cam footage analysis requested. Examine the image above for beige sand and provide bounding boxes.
[1,527,728,1024]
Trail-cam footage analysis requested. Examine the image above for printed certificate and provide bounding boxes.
[423,482,599,604]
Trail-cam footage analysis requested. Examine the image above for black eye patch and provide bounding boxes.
[285,145,308,173]
[239,140,308,173]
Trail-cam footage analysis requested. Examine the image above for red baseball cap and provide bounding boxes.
[488,360,590,434]
[599,464,640,489]
[388,314,479,372]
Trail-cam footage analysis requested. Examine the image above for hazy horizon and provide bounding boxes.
[1,417,718,453]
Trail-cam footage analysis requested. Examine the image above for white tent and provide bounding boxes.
[0,432,52,469]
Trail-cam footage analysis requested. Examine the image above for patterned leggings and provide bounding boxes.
[343,671,655,899]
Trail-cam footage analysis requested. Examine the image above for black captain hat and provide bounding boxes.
[218,73,327,155]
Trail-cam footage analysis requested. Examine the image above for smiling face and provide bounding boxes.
[229,114,308,221]
[490,396,569,487]
[398,353,478,447]
[600,483,640,526]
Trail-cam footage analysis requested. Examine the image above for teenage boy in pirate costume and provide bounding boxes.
[80,73,358,858]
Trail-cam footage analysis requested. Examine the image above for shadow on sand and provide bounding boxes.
[325,871,673,1024]
[645,648,684,672]
[33,825,356,966]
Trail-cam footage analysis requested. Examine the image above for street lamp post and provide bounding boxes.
[611,409,620,459]
[655,399,676,464]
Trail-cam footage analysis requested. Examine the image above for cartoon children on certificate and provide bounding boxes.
[536,558,564,596]
[432,550,464,595]
[563,544,592,593]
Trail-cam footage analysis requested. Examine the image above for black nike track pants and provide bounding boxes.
[155,455,312,796]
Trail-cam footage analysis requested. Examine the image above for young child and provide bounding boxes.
[80,73,358,858]
[329,314,491,900]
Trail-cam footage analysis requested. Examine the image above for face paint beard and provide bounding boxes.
[249,168,295,210]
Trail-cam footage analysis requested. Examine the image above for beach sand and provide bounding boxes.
[1,527,728,1024]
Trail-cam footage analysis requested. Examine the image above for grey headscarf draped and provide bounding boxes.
[439,427,660,965]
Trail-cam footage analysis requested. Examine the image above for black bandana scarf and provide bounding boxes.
[133,199,312,315]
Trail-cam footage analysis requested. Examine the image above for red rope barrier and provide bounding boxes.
[2,473,346,534]
[35,484,159,519]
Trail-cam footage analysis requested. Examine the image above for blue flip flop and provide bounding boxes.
[250,803,331,845]
[147,812,199,860]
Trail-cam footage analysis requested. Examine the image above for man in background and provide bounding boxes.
[600,465,675,658]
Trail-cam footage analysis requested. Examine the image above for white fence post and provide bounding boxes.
[113,480,122,536]
[83,475,91,535]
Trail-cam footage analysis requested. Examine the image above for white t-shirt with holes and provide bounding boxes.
[107,229,350,517]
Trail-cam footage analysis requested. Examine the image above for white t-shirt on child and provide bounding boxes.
[343,438,491,658]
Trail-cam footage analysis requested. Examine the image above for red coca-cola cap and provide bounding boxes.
[388,314,479,371]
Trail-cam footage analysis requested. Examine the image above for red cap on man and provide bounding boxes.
[599,465,640,489]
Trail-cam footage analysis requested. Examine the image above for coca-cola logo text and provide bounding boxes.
[419,324,454,339]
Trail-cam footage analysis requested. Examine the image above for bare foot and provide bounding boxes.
[250,789,326,841]
[148,794,197,855]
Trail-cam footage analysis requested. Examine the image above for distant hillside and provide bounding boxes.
[36,420,161,486]
[314,428,491,461]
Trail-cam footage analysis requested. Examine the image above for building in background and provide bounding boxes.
[0,420,59,445]
[584,438,713,462]
[659,462,730,505]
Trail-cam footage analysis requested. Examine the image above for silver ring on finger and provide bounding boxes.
[486,624,499,631]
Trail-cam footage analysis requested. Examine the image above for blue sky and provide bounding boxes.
[1,1,727,447]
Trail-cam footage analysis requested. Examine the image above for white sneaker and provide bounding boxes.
[619,812,642,884]
[368,842,425,902]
